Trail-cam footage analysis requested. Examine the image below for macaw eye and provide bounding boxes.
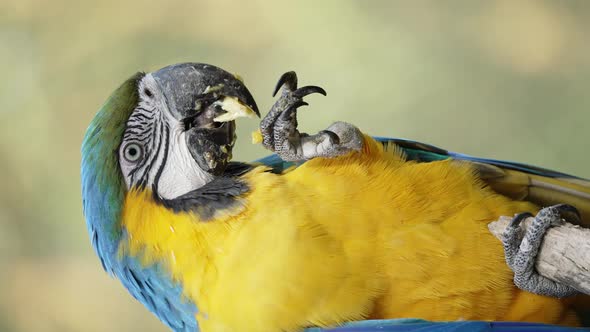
[123,143,143,162]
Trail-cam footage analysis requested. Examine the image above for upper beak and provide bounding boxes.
[151,63,259,175]
[152,62,259,123]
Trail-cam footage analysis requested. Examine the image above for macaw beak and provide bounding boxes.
[152,63,259,175]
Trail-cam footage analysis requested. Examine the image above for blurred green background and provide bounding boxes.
[1,0,590,331]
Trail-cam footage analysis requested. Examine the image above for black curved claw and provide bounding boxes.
[318,130,340,145]
[279,100,308,120]
[273,71,298,97]
[553,204,581,224]
[510,212,534,228]
[293,85,327,98]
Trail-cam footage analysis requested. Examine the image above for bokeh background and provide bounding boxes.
[1,0,590,331]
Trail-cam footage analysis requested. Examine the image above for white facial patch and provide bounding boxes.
[156,123,214,200]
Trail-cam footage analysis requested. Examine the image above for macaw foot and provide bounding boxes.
[259,71,363,162]
[502,204,581,297]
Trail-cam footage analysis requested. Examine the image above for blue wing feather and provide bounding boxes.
[373,137,585,180]
[306,319,587,332]
[113,257,199,332]
[255,136,587,180]
[115,255,199,332]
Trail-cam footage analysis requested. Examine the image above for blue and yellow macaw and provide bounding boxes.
[81,63,590,332]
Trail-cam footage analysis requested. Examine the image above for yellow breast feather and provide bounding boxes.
[121,135,576,332]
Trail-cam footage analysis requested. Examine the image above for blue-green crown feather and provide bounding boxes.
[81,72,198,331]
[81,72,143,269]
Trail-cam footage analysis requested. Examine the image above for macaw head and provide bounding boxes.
[81,63,259,330]
[81,62,258,272]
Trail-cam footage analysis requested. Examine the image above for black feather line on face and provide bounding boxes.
[137,117,164,188]
[151,124,170,194]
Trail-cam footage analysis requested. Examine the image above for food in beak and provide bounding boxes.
[213,96,258,123]
[251,129,263,144]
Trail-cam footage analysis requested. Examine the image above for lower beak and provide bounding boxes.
[186,120,237,175]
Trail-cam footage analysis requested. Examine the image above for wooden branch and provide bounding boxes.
[488,216,590,295]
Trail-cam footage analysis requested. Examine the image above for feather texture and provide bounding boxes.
[256,136,590,226]
[119,135,586,331]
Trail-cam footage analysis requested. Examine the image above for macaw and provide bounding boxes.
[81,63,590,332]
